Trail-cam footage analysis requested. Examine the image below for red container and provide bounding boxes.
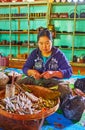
[0,57,9,66]
[0,0,11,2]
[0,0,22,2]
[12,0,22,1]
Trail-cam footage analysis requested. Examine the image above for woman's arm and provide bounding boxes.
[22,49,41,79]
[27,69,41,79]
[41,49,72,79]
[58,56,72,78]
[22,50,36,75]
[41,70,63,79]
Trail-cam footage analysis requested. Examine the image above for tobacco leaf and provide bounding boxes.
[22,84,60,100]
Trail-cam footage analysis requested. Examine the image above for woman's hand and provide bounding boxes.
[27,69,41,80]
[41,71,54,79]
[41,71,63,79]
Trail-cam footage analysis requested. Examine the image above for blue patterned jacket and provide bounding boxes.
[23,47,72,78]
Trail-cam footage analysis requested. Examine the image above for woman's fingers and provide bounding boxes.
[41,71,52,79]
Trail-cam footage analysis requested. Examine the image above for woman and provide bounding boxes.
[20,29,72,87]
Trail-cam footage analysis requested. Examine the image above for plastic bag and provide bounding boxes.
[0,72,9,86]
[57,83,72,100]
[74,78,85,93]
[61,94,85,121]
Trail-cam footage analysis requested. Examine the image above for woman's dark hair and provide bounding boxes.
[37,28,52,42]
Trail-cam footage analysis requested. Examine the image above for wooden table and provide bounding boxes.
[70,62,85,75]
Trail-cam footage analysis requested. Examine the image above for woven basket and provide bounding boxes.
[0,87,60,130]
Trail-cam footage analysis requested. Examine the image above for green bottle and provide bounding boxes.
[78,70,81,75]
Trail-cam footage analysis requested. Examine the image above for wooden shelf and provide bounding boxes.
[76,18,85,20]
[50,18,74,20]
[0,30,38,34]
[0,31,10,34]
[0,2,85,66]
[75,33,85,36]
[51,2,76,6]
[28,45,37,48]
[50,18,85,21]
[0,1,48,6]
[29,1,48,5]
[29,17,47,19]
[74,48,85,50]
[0,45,28,47]
[70,62,85,75]
[56,32,73,35]
[11,58,26,62]
[30,30,38,34]
[0,31,28,34]
[0,2,28,6]
[12,31,28,34]
[9,59,26,69]
[11,16,28,19]
[56,32,85,36]
[70,62,85,67]
[55,46,72,50]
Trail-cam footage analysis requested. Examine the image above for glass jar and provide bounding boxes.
[5,84,15,98]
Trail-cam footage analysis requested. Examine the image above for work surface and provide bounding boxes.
[0,67,85,130]
[42,109,85,130]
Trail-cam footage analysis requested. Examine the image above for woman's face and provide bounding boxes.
[38,36,52,54]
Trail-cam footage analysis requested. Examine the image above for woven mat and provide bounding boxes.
[42,110,85,130]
